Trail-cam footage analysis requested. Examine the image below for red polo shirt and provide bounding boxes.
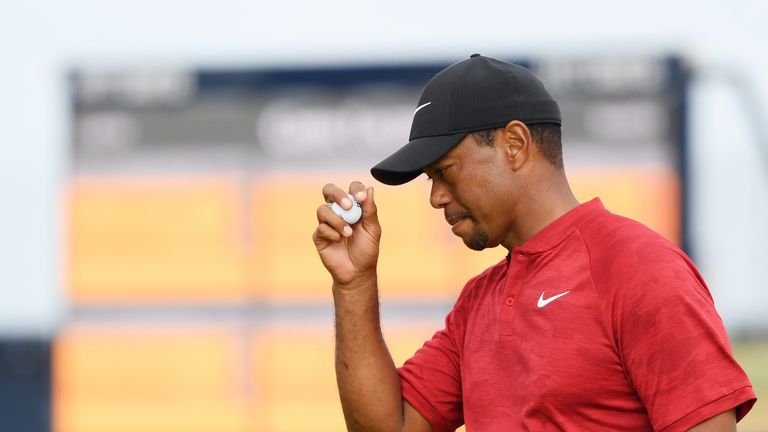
[398,198,756,431]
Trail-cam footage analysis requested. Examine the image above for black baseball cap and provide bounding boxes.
[370,54,561,185]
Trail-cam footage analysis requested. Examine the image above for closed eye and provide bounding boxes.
[425,165,449,182]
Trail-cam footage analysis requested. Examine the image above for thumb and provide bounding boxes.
[360,186,380,234]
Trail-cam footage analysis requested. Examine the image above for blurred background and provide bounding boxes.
[1,1,767,431]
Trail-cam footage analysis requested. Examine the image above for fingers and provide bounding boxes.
[348,181,367,203]
[312,222,344,245]
[359,186,379,231]
[317,203,353,238]
[322,181,371,209]
[320,181,379,238]
[322,183,354,210]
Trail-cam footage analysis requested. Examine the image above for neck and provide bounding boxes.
[500,168,579,250]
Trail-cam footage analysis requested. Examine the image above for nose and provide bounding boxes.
[429,180,451,209]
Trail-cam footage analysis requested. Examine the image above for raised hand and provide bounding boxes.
[312,181,381,288]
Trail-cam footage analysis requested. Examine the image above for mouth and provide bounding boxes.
[445,213,470,234]
[446,215,465,227]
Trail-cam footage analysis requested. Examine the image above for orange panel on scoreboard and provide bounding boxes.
[250,326,341,431]
[68,177,252,303]
[53,326,246,432]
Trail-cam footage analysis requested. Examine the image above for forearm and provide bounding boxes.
[333,276,404,431]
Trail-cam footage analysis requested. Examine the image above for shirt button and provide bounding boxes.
[505,296,515,306]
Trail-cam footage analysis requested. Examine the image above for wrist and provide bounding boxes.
[332,272,378,295]
[332,273,381,329]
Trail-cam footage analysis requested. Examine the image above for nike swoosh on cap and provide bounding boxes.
[413,102,431,115]
[537,291,571,308]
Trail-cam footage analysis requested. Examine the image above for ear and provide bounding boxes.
[499,120,531,171]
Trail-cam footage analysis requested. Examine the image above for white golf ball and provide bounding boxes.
[330,194,362,224]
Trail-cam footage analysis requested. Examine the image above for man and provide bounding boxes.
[312,54,756,431]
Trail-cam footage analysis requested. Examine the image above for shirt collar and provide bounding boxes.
[510,198,606,256]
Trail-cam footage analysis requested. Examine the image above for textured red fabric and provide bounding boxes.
[398,198,756,431]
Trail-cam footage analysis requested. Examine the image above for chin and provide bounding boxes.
[463,239,485,251]
[464,230,491,251]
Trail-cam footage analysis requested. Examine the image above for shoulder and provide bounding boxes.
[577,211,706,298]
[578,210,678,259]
[576,212,719,354]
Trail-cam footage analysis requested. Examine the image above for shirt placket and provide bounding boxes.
[499,250,529,337]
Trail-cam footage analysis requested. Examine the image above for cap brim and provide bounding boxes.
[370,132,467,185]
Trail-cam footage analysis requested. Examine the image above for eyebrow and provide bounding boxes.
[425,158,449,172]
[423,164,440,177]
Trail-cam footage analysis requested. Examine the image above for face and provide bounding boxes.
[424,134,516,251]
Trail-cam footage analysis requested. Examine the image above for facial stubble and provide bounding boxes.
[464,218,490,251]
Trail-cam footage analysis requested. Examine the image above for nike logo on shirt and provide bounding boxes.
[537,291,571,308]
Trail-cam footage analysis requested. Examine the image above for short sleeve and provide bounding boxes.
[398,307,464,432]
[615,248,756,431]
